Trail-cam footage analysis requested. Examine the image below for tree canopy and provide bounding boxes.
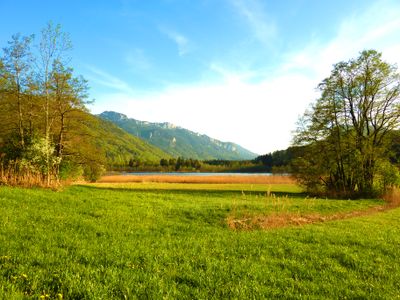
[293,50,400,198]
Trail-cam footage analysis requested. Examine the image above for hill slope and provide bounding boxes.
[99,111,258,160]
[77,113,170,167]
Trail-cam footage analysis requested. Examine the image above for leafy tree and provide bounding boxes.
[168,158,177,167]
[390,133,400,168]
[22,136,61,176]
[0,23,101,186]
[193,159,201,170]
[175,157,184,171]
[293,50,400,197]
[1,33,34,149]
[160,158,169,167]
[38,22,72,185]
[50,61,89,160]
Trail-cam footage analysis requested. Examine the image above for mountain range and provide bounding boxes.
[99,111,258,160]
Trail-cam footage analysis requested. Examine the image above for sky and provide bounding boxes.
[1,0,400,155]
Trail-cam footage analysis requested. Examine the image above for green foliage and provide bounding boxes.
[22,137,61,174]
[160,158,169,167]
[0,184,399,298]
[59,160,83,180]
[293,50,400,198]
[202,159,263,172]
[83,163,105,182]
[375,160,400,193]
[389,130,400,165]
[0,24,88,185]
[0,26,172,184]
[83,115,170,170]
[254,147,303,173]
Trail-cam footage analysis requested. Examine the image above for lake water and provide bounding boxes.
[123,172,275,176]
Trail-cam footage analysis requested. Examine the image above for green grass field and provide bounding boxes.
[0,183,399,299]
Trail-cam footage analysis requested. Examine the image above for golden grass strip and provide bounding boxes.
[98,174,295,184]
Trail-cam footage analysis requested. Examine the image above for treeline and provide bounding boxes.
[112,157,236,172]
[111,157,265,173]
[253,147,300,173]
[124,157,202,172]
[114,155,298,173]
[0,23,104,186]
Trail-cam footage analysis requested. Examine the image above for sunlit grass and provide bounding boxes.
[87,181,302,193]
[0,184,399,298]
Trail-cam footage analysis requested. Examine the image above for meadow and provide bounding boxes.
[0,180,399,299]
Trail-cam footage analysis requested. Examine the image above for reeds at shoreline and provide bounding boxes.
[98,174,295,184]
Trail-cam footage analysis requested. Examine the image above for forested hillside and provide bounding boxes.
[83,114,170,170]
[99,111,258,160]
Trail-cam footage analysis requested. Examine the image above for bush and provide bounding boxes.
[375,161,400,194]
[83,163,105,182]
[59,160,83,181]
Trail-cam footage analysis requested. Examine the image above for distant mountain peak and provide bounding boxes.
[100,112,180,130]
[99,110,258,160]
[101,111,128,121]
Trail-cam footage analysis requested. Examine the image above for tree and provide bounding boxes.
[160,158,169,167]
[1,33,34,149]
[293,50,400,197]
[38,22,72,185]
[0,23,98,186]
[50,61,89,160]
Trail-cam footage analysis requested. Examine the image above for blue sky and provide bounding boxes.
[1,0,400,154]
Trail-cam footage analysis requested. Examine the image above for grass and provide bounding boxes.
[0,182,399,299]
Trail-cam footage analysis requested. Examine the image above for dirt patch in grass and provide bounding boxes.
[227,188,400,230]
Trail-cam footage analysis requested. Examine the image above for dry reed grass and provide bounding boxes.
[98,174,295,184]
[382,187,400,208]
[0,162,60,188]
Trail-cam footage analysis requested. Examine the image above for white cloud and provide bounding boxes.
[160,27,190,56]
[282,0,400,80]
[228,0,276,46]
[90,1,400,155]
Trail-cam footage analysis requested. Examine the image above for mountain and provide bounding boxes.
[79,113,170,167]
[99,111,258,160]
